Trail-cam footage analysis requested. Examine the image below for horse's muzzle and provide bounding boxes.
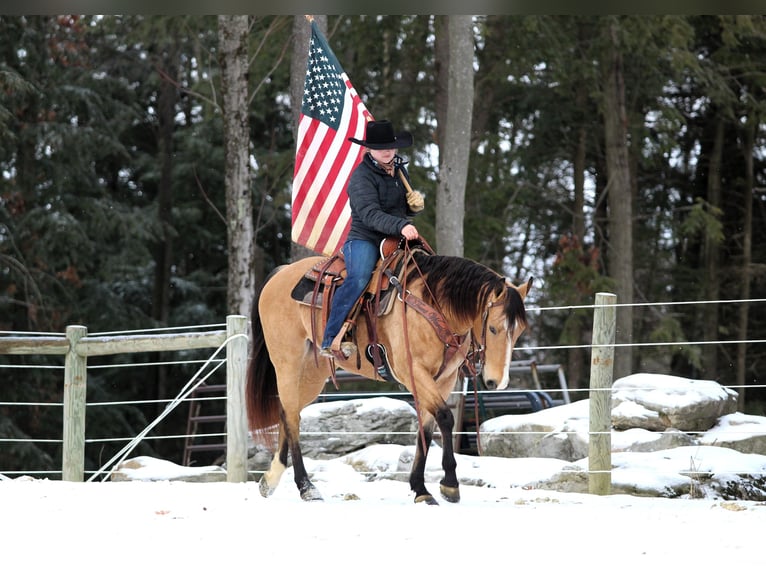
[484,379,498,391]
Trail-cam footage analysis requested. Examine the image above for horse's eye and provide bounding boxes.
[489,326,497,335]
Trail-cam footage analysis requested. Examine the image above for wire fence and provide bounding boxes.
[1,297,764,485]
[0,318,249,481]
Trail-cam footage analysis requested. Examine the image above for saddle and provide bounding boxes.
[290,237,435,376]
[292,237,432,314]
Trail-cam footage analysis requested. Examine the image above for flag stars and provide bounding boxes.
[301,32,349,129]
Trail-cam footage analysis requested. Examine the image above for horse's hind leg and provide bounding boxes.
[434,405,460,503]
[259,417,289,497]
[283,408,323,501]
[258,408,323,501]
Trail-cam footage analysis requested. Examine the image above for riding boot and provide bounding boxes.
[330,322,357,359]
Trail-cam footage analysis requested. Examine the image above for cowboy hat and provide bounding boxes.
[348,120,413,149]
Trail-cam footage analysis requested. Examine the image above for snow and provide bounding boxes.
[2,373,766,571]
[306,395,414,416]
[481,394,590,431]
[613,372,738,408]
[2,459,764,572]
[705,412,766,441]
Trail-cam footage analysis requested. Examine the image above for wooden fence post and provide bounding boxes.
[226,315,249,482]
[588,292,616,495]
[62,325,87,482]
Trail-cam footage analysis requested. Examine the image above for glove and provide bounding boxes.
[406,188,425,212]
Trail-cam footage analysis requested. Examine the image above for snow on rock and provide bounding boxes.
[611,373,738,431]
[298,397,418,459]
[479,399,590,461]
[701,412,766,454]
[530,446,766,500]
[111,456,226,482]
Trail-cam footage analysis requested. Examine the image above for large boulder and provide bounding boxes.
[700,413,766,454]
[531,446,766,500]
[478,399,697,461]
[611,373,738,431]
[298,397,418,459]
[479,400,590,461]
[478,371,758,461]
[612,427,697,453]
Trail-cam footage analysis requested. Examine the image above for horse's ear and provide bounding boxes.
[516,276,533,299]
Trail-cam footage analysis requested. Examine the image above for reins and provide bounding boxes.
[397,242,429,454]
[314,239,508,456]
[387,241,500,455]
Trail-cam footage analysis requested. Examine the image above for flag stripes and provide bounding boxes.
[291,21,372,256]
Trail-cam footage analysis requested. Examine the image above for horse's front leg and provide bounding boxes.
[409,420,438,504]
[434,404,460,503]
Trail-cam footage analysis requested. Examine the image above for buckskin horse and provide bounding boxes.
[246,241,532,504]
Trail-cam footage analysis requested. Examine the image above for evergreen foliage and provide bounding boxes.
[1,15,766,474]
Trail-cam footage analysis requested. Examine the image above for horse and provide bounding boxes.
[245,245,532,504]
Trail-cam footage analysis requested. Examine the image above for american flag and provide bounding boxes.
[291,20,373,256]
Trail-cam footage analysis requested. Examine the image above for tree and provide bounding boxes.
[601,17,634,379]
[434,16,475,257]
[218,15,254,318]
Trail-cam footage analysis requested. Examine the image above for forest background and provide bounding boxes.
[1,15,765,475]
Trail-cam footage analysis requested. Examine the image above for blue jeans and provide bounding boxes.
[321,239,380,348]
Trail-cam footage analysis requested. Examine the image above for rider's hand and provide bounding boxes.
[401,224,419,240]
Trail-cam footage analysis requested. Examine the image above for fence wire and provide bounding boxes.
[1,299,764,481]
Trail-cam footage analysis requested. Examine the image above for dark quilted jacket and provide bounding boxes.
[346,153,419,245]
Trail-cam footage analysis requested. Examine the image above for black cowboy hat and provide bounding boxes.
[348,120,413,150]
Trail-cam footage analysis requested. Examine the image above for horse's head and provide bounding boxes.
[477,276,532,390]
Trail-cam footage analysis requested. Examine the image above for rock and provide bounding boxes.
[479,400,590,461]
[298,397,418,459]
[610,400,667,431]
[531,446,766,500]
[110,456,226,482]
[612,427,697,453]
[246,442,275,472]
[611,373,738,432]
[700,413,766,455]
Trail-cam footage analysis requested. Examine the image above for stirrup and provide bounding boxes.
[319,341,356,361]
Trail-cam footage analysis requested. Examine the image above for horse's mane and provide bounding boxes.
[407,252,527,330]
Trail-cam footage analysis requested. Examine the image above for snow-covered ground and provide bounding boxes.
[4,371,766,572]
[2,447,765,573]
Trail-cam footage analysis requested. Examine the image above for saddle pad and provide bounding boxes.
[291,255,346,305]
[290,276,323,303]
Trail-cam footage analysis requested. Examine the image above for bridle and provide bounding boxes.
[462,297,505,379]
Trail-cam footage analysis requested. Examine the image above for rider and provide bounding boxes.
[320,119,425,358]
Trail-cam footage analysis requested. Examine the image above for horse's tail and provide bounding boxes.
[245,272,282,446]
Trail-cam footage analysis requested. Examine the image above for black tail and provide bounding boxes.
[245,275,281,445]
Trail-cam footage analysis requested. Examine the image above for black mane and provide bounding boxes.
[407,252,527,330]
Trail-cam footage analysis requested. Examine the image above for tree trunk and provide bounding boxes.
[151,38,179,409]
[435,15,474,257]
[601,17,633,379]
[219,15,254,318]
[703,116,724,379]
[567,81,588,389]
[737,119,755,411]
[289,15,325,262]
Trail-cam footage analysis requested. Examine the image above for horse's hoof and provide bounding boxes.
[440,484,460,503]
[414,494,439,505]
[300,485,324,502]
[259,477,276,498]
